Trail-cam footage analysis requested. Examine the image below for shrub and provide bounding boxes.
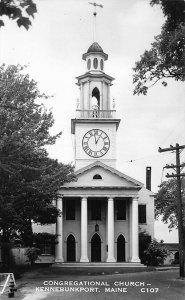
[25,247,41,265]
[143,240,169,266]
[33,232,57,255]
[139,230,152,264]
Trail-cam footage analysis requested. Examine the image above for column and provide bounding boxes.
[88,80,91,111]
[129,197,140,263]
[55,198,64,263]
[100,81,103,110]
[106,197,116,262]
[80,197,89,262]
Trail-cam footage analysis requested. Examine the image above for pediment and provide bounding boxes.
[63,161,143,189]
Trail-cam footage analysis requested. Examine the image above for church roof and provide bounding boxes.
[59,161,145,198]
[87,42,104,53]
[82,42,108,60]
[74,161,143,187]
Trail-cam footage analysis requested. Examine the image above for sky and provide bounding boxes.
[1,0,184,242]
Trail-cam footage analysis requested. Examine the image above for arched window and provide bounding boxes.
[92,87,100,108]
[87,58,91,70]
[117,234,126,262]
[100,59,104,70]
[93,58,98,69]
[91,233,101,262]
[93,174,102,180]
[67,234,76,262]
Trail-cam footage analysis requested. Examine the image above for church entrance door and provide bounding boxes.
[91,234,101,262]
[117,235,125,262]
[67,235,76,262]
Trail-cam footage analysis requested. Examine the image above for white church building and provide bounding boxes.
[35,42,155,264]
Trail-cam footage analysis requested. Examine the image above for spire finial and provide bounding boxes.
[88,2,103,42]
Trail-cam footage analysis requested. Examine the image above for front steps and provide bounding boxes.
[53,262,146,268]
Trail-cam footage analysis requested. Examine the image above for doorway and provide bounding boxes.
[91,233,101,262]
[117,235,125,262]
[67,234,76,262]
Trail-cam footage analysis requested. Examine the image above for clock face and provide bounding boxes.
[82,129,110,158]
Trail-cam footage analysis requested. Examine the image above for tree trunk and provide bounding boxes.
[1,227,11,268]
[21,218,33,247]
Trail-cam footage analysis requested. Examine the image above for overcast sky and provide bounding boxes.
[1,0,184,242]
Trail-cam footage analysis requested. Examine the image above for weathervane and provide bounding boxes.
[88,2,103,42]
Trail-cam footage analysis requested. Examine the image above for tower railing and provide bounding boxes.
[76,109,116,119]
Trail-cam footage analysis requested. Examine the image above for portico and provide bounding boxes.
[55,163,142,264]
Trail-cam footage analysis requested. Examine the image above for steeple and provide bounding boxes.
[75,42,116,118]
[71,42,120,170]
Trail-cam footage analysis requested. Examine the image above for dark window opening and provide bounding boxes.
[91,200,101,220]
[67,234,76,262]
[117,235,125,262]
[41,244,51,255]
[92,87,100,108]
[100,59,104,70]
[87,58,91,70]
[174,252,179,264]
[138,205,146,224]
[91,233,101,262]
[66,199,75,220]
[116,201,126,220]
[93,174,102,180]
[93,57,98,69]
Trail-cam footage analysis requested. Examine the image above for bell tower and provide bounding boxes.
[71,42,120,170]
[79,42,111,112]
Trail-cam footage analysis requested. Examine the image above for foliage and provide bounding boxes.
[139,230,152,264]
[33,232,57,255]
[143,239,169,266]
[0,0,37,29]
[0,64,75,252]
[155,179,185,229]
[25,247,41,265]
[133,0,185,95]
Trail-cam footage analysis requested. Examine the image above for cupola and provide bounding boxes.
[82,42,108,73]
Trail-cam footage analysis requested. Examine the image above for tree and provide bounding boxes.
[133,0,185,95]
[0,0,37,30]
[155,178,185,230]
[0,64,75,265]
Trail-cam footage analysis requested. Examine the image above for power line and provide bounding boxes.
[123,151,174,164]
[159,114,185,147]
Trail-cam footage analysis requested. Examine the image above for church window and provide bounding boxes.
[66,199,75,220]
[41,244,51,255]
[93,174,102,180]
[87,59,91,70]
[91,200,101,220]
[116,200,126,220]
[138,204,146,224]
[100,59,104,70]
[93,58,98,69]
[92,87,100,109]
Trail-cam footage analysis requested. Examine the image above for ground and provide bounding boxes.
[1,267,185,300]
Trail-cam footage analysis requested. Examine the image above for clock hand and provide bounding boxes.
[96,133,102,144]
